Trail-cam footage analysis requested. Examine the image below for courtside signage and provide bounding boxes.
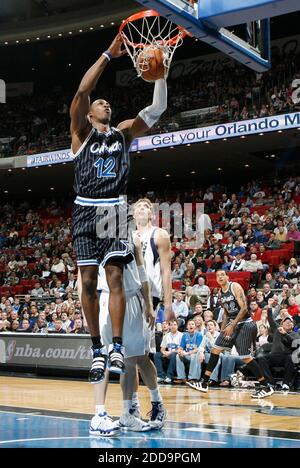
[136,112,300,151]
[27,148,73,167]
[25,112,300,166]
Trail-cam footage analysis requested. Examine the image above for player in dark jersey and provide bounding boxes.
[70,34,168,383]
[187,270,274,398]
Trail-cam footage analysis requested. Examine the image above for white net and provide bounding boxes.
[120,12,185,79]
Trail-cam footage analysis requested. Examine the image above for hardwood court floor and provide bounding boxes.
[1,376,300,447]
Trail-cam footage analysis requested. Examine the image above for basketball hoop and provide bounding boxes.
[119,10,187,79]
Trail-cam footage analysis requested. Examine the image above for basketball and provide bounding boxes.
[136,47,166,82]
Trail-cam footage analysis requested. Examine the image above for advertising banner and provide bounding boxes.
[0,334,92,369]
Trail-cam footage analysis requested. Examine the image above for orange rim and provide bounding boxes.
[119,9,187,48]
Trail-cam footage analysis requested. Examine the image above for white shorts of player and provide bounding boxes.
[99,291,151,358]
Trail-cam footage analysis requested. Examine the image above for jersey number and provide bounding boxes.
[94,156,116,178]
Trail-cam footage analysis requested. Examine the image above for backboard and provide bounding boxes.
[134,0,300,71]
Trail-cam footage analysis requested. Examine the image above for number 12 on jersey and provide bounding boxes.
[94,156,116,178]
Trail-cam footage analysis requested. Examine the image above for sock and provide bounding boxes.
[204,353,220,382]
[112,336,123,346]
[245,360,268,385]
[150,388,163,403]
[203,374,210,383]
[92,335,102,348]
[122,400,132,416]
[132,392,140,408]
[96,404,106,415]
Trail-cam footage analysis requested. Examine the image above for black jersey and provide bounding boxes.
[73,127,130,198]
[220,282,245,320]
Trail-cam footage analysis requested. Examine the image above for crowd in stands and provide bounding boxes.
[151,176,300,389]
[1,43,300,158]
[0,176,300,389]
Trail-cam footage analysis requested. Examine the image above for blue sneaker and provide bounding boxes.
[147,401,167,430]
[89,346,107,384]
[107,343,125,374]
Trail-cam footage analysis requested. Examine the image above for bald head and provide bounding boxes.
[88,99,112,125]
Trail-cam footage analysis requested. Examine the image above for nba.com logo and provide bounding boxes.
[0,79,6,103]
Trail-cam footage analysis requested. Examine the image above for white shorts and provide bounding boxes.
[99,291,151,358]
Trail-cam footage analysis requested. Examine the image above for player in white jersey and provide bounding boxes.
[133,198,173,318]
[89,233,167,436]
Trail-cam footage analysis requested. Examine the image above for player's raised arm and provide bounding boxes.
[70,34,126,144]
[117,78,168,142]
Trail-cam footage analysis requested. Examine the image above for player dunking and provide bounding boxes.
[188,270,274,399]
[70,34,168,383]
[89,232,166,436]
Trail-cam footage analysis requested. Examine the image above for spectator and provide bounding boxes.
[256,291,267,309]
[61,311,72,331]
[194,315,205,333]
[266,233,281,250]
[274,226,287,242]
[70,318,86,334]
[230,240,246,258]
[288,296,300,317]
[154,319,183,383]
[190,303,203,318]
[33,317,48,333]
[172,264,184,281]
[11,319,20,332]
[286,265,300,284]
[192,255,208,273]
[31,282,45,297]
[172,292,189,330]
[287,224,300,241]
[203,320,221,384]
[243,254,263,287]
[263,283,274,302]
[51,257,66,274]
[175,319,204,383]
[192,276,211,307]
[49,319,66,334]
[209,255,224,272]
[155,320,170,350]
[249,301,262,321]
[207,288,222,319]
[257,324,269,347]
[203,309,214,325]
[264,272,276,289]
[257,312,299,391]
[230,253,245,271]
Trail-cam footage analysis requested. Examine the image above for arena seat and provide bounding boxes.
[10,285,24,295]
[0,286,11,296]
[250,206,272,216]
[172,280,183,290]
[267,253,282,268]
[210,213,221,222]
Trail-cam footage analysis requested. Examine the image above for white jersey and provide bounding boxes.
[98,258,151,358]
[97,258,141,297]
[139,226,162,300]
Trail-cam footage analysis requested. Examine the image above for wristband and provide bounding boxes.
[102,51,112,61]
[137,265,148,283]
